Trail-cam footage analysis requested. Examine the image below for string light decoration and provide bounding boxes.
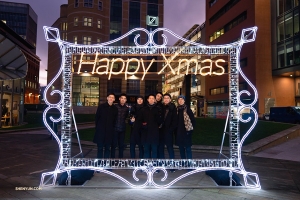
[40,26,260,189]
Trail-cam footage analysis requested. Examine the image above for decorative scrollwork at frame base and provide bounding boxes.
[40,167,260,189]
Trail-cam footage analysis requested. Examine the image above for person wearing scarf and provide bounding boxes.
[176,95,196,159]
[139,94,162,158]
[129,96,145,158]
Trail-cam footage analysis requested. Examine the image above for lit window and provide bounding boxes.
[62,32,67,41]
[74,17,78,26]
[84,17,92,26]
[97,20,102,28]
[61,22,67,31]
[97,38,101,43]
[74,36,78,44]
[83,36,92,45]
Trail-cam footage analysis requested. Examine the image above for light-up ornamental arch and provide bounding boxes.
[40,26,260,189]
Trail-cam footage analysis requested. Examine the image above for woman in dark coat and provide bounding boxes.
[176,95,196,159]
[129,96,145,158]
[139,94,162,159]
[93,93,118,158]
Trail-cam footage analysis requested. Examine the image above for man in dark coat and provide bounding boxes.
[158,93,177,160]
[111,93,129,158]
[155,92,163,116]
[176,95,196,159]
[129,96,145,158]
[93,93,118,158]
[140,94,162,158]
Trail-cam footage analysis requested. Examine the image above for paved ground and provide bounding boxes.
[253,137,300,162]
[0,128,300,199]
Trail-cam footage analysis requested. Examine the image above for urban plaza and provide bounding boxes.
[0,0,300,199]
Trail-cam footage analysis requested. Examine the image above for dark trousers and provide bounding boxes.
[144,144,158,159]
[97,143,111,159]
[179,146,192,159]
[158,144,175,159]
[130,144,144,158]
[111,130,125,158]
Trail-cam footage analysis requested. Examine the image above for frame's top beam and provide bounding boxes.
[43,26,258,50]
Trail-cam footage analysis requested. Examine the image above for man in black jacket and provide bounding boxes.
[129,96,145,158]
[140,94,162,158]
[93,93,118,158]
[158,93,177,160]
[111,93,129,158]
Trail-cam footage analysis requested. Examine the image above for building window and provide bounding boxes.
[62,32,67,41]
[210,86,227,95]
[224,11,247,32]
[294,9,299,36]
[286,40,293,66]
[278,44,285,68]
[75,0,79,8]
[61,22,67,31]
[72,76,99,106]
[295,37,300,64]
[209,0,240,24]
[74,17,78,26]
[97,38,101,43]
[209,28,224,42]
[83,17,92,26]
[145,80,158,95]
[278,17,284,42]
[98,1,103,10]
[127,80,140,95]
[107,79,122,94]
[209,0,218,7]
[285,13,293,39]
[97,20,102,28]
[285,0,293,12]
[83,36,92,45]
[84,0,93,8]
[74,36,78,44]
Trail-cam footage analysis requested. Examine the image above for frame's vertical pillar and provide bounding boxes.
[61,50,73,159]
[229,47,239,164]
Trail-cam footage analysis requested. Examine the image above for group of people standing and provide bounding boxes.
[93,92,196,162]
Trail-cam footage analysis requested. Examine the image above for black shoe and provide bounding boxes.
[155,170,160,173]
[169,169,176,173]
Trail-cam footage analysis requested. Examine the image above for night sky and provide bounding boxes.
[3,0,205,86]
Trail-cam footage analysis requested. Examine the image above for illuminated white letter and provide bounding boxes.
[95,58,110,75]
[158,53,175,75]
[141,58,155,80]
[200,59,213,76]
[213,59,225,75]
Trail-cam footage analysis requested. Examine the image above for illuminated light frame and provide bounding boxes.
[41,26,260,189]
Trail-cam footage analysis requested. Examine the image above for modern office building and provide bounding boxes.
[47,0,164,112]
[0,20,40,127]
[272,0,299,105]
[205,0,297,117]
[164,23,206,116]
[0,1,40,105]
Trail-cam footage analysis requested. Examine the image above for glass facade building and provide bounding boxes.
[0,1,37,50]
[277,0,299,68]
